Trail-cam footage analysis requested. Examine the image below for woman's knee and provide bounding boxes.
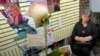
[81,47,91,56]
[71,44,81,55]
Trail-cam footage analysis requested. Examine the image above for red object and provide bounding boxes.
[51,0,55,3]
[0,0,7,4]
[64,52,69,56]
[52,41,57,47]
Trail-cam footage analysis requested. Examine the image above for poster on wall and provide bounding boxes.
[47,0,60,12]
[0,1,37,41]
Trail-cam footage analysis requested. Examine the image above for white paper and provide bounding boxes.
[24,16,36,29]
[0,12,7,20]
[47,28,54,46]
[58,16,62,28]
[27,34,45,47]
[36,27,44,34]
[48,19,52,26]
[10,0,18,3]
[19,0,30,2]
[39,48,52,56]
[36,27,54,46]
[26,2,31,5]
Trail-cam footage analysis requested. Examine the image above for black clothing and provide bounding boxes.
[54,5,60,12]
[71,20,97,56]
[96,24,100,39]
[72,43,91,56]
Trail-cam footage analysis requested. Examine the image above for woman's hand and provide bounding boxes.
[84,36,92,41]
[80,37,87,43]
[75,36,87,42]
[75,36,85,42]
[75,36,92,42]
[75,36,80,41]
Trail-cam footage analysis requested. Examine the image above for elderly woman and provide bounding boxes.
[71,9,97,56]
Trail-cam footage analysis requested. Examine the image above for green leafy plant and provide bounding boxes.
[47,44,65,56]
[42,14,51,56]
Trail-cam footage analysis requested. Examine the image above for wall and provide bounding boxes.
[90,0,100,12]
[49,0,79,41]
[0,17,27,56]
[80,0,89,17]
[14,0,80,42]
[0,0,79,56]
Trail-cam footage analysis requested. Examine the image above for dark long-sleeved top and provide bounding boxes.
[71,20,97,45]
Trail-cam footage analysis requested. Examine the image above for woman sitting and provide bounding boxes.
[71,9,98,56]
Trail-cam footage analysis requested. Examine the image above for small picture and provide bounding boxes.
[60,45,72,55]
[47,0,60,12]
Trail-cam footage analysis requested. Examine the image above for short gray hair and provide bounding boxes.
[82,9,92,16]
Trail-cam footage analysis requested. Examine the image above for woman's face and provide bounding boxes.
[10,7,19,16]
[82,14,90,23]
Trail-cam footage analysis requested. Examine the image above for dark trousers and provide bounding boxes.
[71,43,93,56]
